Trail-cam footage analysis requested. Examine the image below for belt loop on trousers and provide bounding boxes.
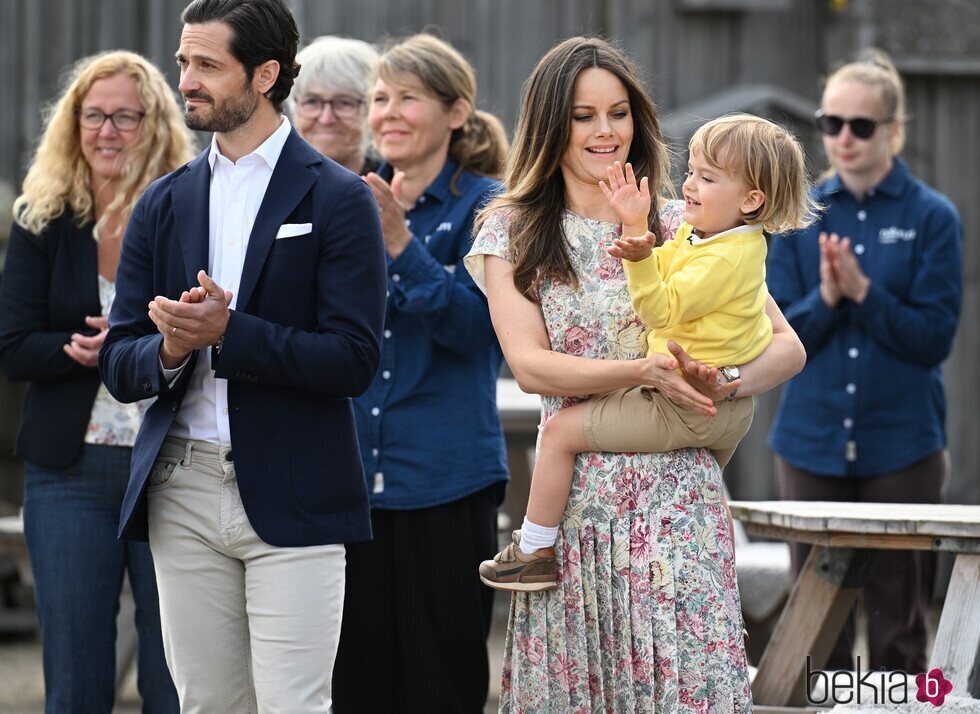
[181,439,194,469]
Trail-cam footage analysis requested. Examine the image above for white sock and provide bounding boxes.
[519,516,559,555]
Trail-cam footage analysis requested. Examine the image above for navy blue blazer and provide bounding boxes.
[100,129,387,547]
[0,213,104,469]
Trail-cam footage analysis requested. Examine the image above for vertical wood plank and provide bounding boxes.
[930,553,980,695]
[752,546,872,706]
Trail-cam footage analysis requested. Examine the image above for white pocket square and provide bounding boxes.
[275,223,312,239]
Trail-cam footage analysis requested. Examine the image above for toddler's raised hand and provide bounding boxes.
[599,161,650,237]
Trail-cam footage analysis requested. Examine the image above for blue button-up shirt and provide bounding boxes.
[767,159,962,477]
[353,159,508,508]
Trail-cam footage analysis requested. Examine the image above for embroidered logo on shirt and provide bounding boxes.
[436,221,453,232]
[878,227,916,244]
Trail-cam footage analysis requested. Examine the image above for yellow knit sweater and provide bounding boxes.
[623,221,772,366]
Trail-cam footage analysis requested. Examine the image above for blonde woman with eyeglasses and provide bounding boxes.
[0,50,193,713]
[767,49,963,672]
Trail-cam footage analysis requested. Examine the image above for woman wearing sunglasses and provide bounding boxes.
[766,49,963,672]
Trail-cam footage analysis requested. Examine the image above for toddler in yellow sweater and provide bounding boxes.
[481,114,816,592]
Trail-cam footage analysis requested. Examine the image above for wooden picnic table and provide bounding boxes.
[730,500,980,707]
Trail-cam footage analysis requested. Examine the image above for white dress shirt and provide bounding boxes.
[166,117,292,444]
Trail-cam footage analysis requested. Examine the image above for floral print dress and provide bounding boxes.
[465,202,752,713]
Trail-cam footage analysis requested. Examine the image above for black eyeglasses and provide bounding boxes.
[76,108,146,132]
[296,95,365,120]
[814,110,893,140]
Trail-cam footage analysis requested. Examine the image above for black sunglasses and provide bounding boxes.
[814,110,893,140]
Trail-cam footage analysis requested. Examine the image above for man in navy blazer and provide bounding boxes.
[99,0,385,709]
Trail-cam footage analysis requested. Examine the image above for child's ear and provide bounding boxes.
[740,189,765,216]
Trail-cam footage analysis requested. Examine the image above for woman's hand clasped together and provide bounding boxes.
[819,230,871,306]
[63,315,109,367]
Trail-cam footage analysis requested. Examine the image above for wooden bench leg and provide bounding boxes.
[503,435,535,531]
[929,553,980,697]
[751,545,872,706]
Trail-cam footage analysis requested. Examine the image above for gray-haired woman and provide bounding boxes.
[289,35,379,174]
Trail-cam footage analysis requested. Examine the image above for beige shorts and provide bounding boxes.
[582,386,754,469]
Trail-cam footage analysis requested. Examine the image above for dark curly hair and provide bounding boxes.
[181,0,300,112]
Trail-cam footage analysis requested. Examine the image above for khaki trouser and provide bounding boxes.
[583,387,754,469]
[147,436,346,713]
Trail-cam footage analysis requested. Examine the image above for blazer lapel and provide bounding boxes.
[236,130,319,312]
[170,149,212,291]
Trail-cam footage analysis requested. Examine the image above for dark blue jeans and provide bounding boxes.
[23,444,178,714]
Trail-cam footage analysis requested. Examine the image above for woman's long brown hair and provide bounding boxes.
[476,37,673,301]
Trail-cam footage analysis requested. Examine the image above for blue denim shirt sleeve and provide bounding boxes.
[388,206,498,356]
[354,162,508,509]
[851,199,963,368]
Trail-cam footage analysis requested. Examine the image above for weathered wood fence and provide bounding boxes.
[0,0,978,508]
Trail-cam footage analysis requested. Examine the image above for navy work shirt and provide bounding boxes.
[353,159,508,508]
[767,159,962,477]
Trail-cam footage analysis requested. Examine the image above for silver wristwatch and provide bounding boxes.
[719,365,740,401]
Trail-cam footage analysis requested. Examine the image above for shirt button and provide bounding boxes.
[372,448,379,457]
[384,330,392,339]
[391,274,401,283]
[418,196,426,204]
[843,418,854,429]
[854,244,865,255]
[382,370,391,379]
[223,407,229,414]
[848,348,859,359]
[371,407,381,416]
[846,383,856,394]
[857,210,867,221]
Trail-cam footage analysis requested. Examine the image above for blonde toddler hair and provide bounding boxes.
[689,113,819,233]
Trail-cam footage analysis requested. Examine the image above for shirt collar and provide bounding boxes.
[686,222,762,245]
[377,157,459,207]
[818,157,910,199]
[208,116,292,172]
[874,157,910,198]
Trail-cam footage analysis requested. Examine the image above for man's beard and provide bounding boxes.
[183,79,259,133]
